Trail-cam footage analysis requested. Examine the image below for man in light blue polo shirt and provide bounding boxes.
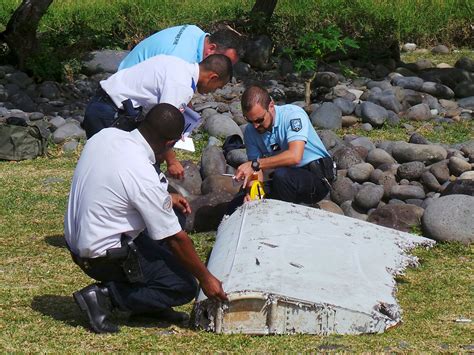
[233,85,334,206]
[119,25,241,70]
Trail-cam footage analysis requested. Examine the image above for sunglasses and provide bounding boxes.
[244,110,268,125]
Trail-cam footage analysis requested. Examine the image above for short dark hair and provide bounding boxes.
[139,103,184,142]
[200,54,233,83]
[209,29,244,57]
[241,85,271,113]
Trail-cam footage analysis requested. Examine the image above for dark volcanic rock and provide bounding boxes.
[368,204,425,232]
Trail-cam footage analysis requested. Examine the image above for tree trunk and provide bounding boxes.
[0,0,53,70]
[251,0,278,19]
[304,73,316,109]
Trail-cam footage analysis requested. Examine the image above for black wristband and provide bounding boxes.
[251,159,260,172]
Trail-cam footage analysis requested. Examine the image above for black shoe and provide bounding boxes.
[132,308,190,324]
[73,284,119,334]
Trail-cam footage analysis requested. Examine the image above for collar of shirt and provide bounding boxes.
[192,63,199,93]
[196,33,209,62]
[270,105,282,134]
[130,129,156,165]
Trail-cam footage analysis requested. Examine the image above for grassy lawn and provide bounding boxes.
[0,139,472,352]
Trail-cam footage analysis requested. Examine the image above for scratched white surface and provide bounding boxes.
[197,199,434,320]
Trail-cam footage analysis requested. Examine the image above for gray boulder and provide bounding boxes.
[422,194,474,244]
[397,161,425,180]
[360,101,388,127]
[200,145,226,179]
[354,184,384,211]
[405,103,432,121]
[455,56,474,72]
[82,49,129,74]
[330,177,356,205]
[314,72,339,88]
[349,136,375,152]
[6,71,33,89]
[52,122,85,144]
[448,157,471,176]
[201,175,241,195]
[421,81,454,99]
[348,163,374,183]
[38,81,60,100]
[457,96,474,110]
[392,76,424,91]
[185,191,235,232]
[368,204,425,232]
[333,97,355,115]
[377,172,398,199]
[408,132,429,145]
[226,149,248,168]
[390,185,426,200]
[366,148,396,168]
[420,171,442,192]
[454,82,474,98]
[340,201,368,221]
[310,102,342,129]
[431,44,450,54]
[391,142,447,163]
[204,113,242,139]
[332,146,364,169]
[429,160,450,183]
[317,130,344,152]
[440,179,474,197]
[167,160,202,196]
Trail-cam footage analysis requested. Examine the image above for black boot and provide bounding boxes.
[73,284,119,334]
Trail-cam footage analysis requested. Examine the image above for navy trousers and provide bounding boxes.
[226,166,329,215]
[82,94,119,139]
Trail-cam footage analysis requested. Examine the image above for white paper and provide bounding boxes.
[174,136,195,152]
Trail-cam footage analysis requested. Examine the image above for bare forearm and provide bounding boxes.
[162,149,178,165]
[259,150,300,170]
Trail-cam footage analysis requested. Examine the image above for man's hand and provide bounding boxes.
[235,161,255,188]
[167,160,184,179]
[171,193,191,214]
[200,273,228,301]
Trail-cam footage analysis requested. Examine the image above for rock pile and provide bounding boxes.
[0,46,472,243]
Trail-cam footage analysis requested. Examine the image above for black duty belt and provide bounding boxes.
[96,86,118,108]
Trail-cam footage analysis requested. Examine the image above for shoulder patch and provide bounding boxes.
[290,118,302,132]
[163,195,173,211]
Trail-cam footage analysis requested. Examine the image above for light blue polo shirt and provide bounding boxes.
[118,25,208,70]
[245,105,329,167]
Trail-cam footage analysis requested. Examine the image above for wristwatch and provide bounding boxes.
[251,159,260,172]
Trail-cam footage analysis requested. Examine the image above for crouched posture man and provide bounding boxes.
[233,85,334,207]
[65,103,227,333]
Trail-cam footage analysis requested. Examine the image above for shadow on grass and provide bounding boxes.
[31,294,188,331]
[44,235,67,249]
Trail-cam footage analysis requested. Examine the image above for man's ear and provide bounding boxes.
[208,72,219,81]
[207,42,217,53]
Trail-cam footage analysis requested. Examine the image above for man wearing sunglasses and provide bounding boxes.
[233,85,334,207]
[66,103,227,334]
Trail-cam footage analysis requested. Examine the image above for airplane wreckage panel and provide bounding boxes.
[194,199,435,335]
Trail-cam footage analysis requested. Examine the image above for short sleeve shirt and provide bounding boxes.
[100,55,198,112]
[64,128,181,258]
[245,105,330,167]
[118,25,207,70]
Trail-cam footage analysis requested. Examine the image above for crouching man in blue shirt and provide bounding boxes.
[232,85,334,209]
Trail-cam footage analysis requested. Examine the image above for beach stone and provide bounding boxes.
[226,149,248,168]
[167,160,202,196]
[310,102,342,129]
[233,61,251,79]
[360,101,388,127]
[421,171,442,192]
[421,82,454,99]
[185,191,235,232]
[51,122,85,144]
[49,115,66,129]
[314,72,339,88]
[204,113,242,139]
[9,92,36,112]
[340,201,368,221]
[429,161,450,183]
[333,97,355,115]
[348,163,374,183]
[6,71,33,89]
[349,136,375,152]
[397,161,425,180]
[367,80,392,90]
[402,43,417,52]
[316,200,344,215]
[38,81,60,100]
[431,45,450,54]
[341,115,359,127]
[457,97,474,110]
[201,175,241,195]
[406,103,432,121]
[392,76,424,91]
[243,35,272,70]
[454,82,474,98]
[82,49,129,74]
[330,177,356,205]
[377,172,398,198]
[377,94,402,113]
[422,194,474,244]
[332,146,364,169]
[390,185,426,200]
[408,132,429,145]
[366,148,396,168]
[459,171,474,180]
[441,179,474,197]
[200,145,226,179]
[317,130,344,152]
[368,204,425,232]
[419,68,470,90]
[354,184,384,210]
[448,157,471,176]
[29,112,44,121]
[392,142,447,163]
[455,56,474,72]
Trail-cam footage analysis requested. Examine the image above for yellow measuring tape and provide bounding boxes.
[249,180,266,200]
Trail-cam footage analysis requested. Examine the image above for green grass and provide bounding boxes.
[0,141,472,352]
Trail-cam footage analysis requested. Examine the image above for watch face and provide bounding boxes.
[252,160,260,171]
